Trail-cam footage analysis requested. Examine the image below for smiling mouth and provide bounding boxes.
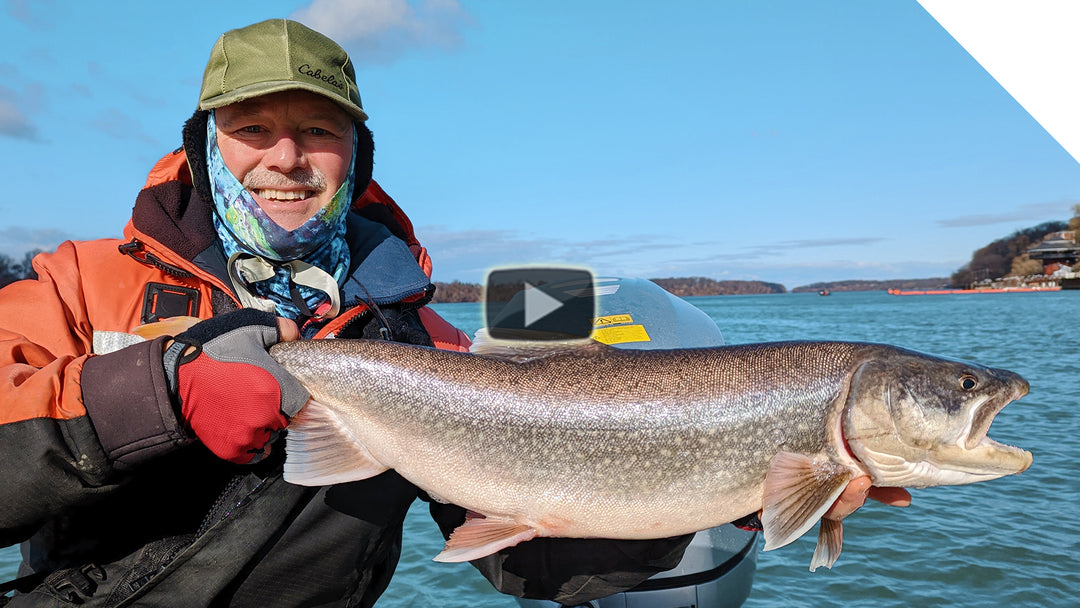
[253,188,316,201]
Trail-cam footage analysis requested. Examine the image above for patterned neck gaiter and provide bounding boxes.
[207,110,357,320]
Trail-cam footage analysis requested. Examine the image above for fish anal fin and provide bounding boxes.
[284,398,388,486]
[433,514,537,563]
[810,518,843,572]
[761,452,854,553]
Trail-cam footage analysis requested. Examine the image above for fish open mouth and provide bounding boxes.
[946,376,1033,478]
[962,376,1028,451]
[847,360,1033,487]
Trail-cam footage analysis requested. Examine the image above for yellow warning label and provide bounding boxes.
[592,324,651,345]
[593,314,634,328]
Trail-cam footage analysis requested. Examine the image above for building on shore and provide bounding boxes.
[1027,231,1079,275]
[1025,231,1079,290]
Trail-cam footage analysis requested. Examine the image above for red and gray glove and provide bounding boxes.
[163,309,309,464]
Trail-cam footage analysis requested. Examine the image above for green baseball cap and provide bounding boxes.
[199,19,367,122]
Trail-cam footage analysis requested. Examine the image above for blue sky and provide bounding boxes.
[2,0,1078,289]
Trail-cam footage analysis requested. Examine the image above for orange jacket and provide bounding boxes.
[1,150,467,423]
[0,148,468,542]
[0,149,690,608]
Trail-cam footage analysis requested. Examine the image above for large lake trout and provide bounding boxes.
[271,337,1032,570]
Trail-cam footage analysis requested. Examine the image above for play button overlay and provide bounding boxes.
[485,267,596,340]
[522,282,564,327]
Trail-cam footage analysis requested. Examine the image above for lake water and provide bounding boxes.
[3,290,1077,606]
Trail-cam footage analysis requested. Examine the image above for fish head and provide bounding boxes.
[842,349,1032,488]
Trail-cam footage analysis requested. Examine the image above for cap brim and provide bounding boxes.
[199,80,368,122]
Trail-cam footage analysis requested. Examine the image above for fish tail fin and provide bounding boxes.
[284,398,388,486]
[809,518,843,572]
[433,514,537,563]
[760,452,853,553]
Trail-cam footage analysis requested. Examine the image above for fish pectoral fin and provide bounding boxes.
[760,452,853,553]
[433,515,537,563]
[283,398,389,486]
[809,518,843,572]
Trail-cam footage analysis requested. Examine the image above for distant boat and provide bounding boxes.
[818,289,831,296]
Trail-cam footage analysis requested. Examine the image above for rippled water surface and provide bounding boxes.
[3,291,1077,607]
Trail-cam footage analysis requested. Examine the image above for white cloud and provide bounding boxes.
[937,200,1075,228]
[4,0,55,30]
[419,226,589,282]
[0,226,72,258]
[0,98,37,140]
[291,0,471,64]
[0,84,40,141]
[417,226,684,282]
[416,224,958,289]
[90,108,160,145]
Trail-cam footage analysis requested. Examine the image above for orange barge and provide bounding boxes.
[888,286,1062,295]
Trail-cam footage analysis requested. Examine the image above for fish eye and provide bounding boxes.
[959,374,978,391]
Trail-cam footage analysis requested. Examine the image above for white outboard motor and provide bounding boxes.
[515,277,759,608]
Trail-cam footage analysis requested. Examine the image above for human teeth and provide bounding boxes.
[254,189,313,200]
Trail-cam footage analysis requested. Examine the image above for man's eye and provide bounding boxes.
[309,127,329,136]
[240,126,262,134]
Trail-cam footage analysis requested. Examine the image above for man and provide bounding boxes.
[0,18,906,608]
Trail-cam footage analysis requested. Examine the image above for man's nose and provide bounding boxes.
[266,135,307,173]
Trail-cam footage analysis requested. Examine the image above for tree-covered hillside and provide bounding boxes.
[0,250,40,289]
[949,205,1080,288]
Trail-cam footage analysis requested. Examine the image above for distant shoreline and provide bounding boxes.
[429,276,953,303]
[788,278,951,294]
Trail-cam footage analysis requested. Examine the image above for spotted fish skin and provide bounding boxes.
[271,338,1032,567]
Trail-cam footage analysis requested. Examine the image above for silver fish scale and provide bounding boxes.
[272,340,870,514]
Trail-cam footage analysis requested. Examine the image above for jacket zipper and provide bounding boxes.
[118,240,194,278]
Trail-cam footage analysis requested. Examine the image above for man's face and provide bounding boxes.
[215,90,354,231]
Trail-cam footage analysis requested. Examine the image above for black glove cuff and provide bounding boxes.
[82,336,190,469]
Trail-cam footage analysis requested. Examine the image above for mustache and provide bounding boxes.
[243,167,328,193]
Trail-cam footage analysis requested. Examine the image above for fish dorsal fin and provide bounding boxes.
[433,513,538,562]
[810,517,844,572]
[469,328,609,363]
[760,452,853,554]
[284,398,389,486]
